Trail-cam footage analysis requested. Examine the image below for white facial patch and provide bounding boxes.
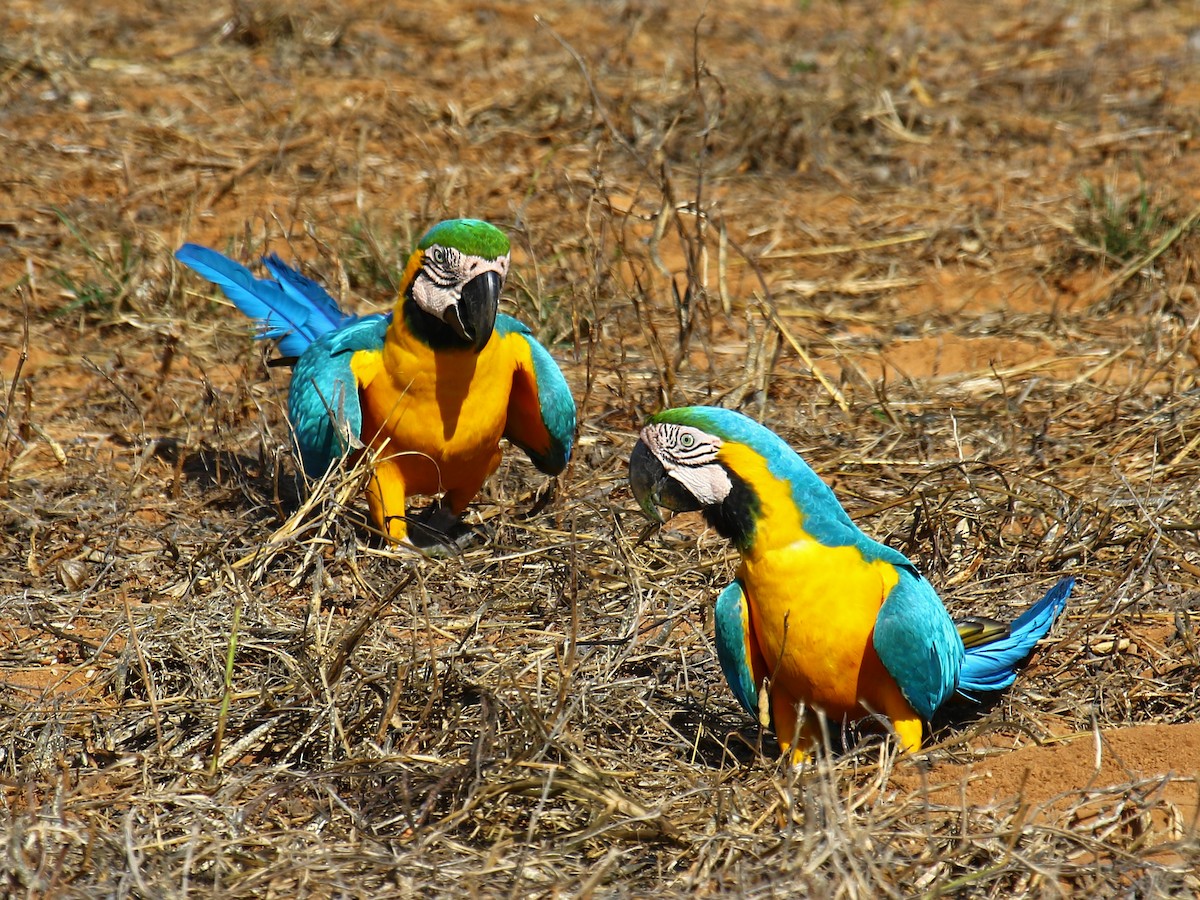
[410,246,510,320]
[642,423,732,506]
[672,462,734,506]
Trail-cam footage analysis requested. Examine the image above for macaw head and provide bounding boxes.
[629,406,783,550]
[401,218,511,351]
[630,406,854,553]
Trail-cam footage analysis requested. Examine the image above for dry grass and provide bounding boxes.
[3,0,1200,895]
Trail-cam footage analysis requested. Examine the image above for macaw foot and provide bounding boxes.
[785,745,813,768]
[407,503,490,556]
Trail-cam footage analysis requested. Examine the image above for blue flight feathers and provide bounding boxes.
[175,244,356,358]
[175,243,386,476]
[957,576,1074,693]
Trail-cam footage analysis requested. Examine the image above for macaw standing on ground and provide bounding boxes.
[628,406,1071,756]
[176,219,575,548]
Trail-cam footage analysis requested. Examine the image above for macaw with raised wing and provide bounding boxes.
[628,406,1071,756]
[176,219,575,547]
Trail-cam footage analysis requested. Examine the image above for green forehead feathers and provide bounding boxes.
[649,406,779,452]
[650,406,727,435]
[417,219,510,260]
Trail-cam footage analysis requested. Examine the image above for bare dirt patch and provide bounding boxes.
[897,721,1200,833]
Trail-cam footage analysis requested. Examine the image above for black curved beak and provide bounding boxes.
[629,438,703,521]
[447,269,501,351]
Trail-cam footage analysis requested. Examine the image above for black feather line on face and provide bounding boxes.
[701,466,760,552]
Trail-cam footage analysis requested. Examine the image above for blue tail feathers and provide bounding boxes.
[957,576,1073,693]
[175,244,353,358]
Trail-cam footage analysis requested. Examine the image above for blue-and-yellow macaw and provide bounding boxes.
[628,406,1071,755]
[175,219,576,547]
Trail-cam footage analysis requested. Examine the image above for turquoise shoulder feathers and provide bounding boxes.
[872,572,964,719]
[288,315,388,476]
[496,314,576,475]
[714,580,761,719]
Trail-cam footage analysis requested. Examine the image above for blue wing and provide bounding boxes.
[872,568,964,720]
[175,244,352,358]
[957,576,1072,692]
[494,314,576,475]
[287,315,389,477]
[714,579,764,719]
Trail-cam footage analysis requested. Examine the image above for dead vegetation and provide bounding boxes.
[2,0,1200,895]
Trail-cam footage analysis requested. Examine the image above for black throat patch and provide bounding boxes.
[701,466,760,552]
[403,296,471,351]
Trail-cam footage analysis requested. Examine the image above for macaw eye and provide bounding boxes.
[679,432,696,449]
[429,246,447,266]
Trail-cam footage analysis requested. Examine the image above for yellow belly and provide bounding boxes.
[352,335,512,497]
[740,540,897,720]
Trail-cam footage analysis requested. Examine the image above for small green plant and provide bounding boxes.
[1074,178,1170,265]
[50,209,141,319]
[342,217,401,293]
